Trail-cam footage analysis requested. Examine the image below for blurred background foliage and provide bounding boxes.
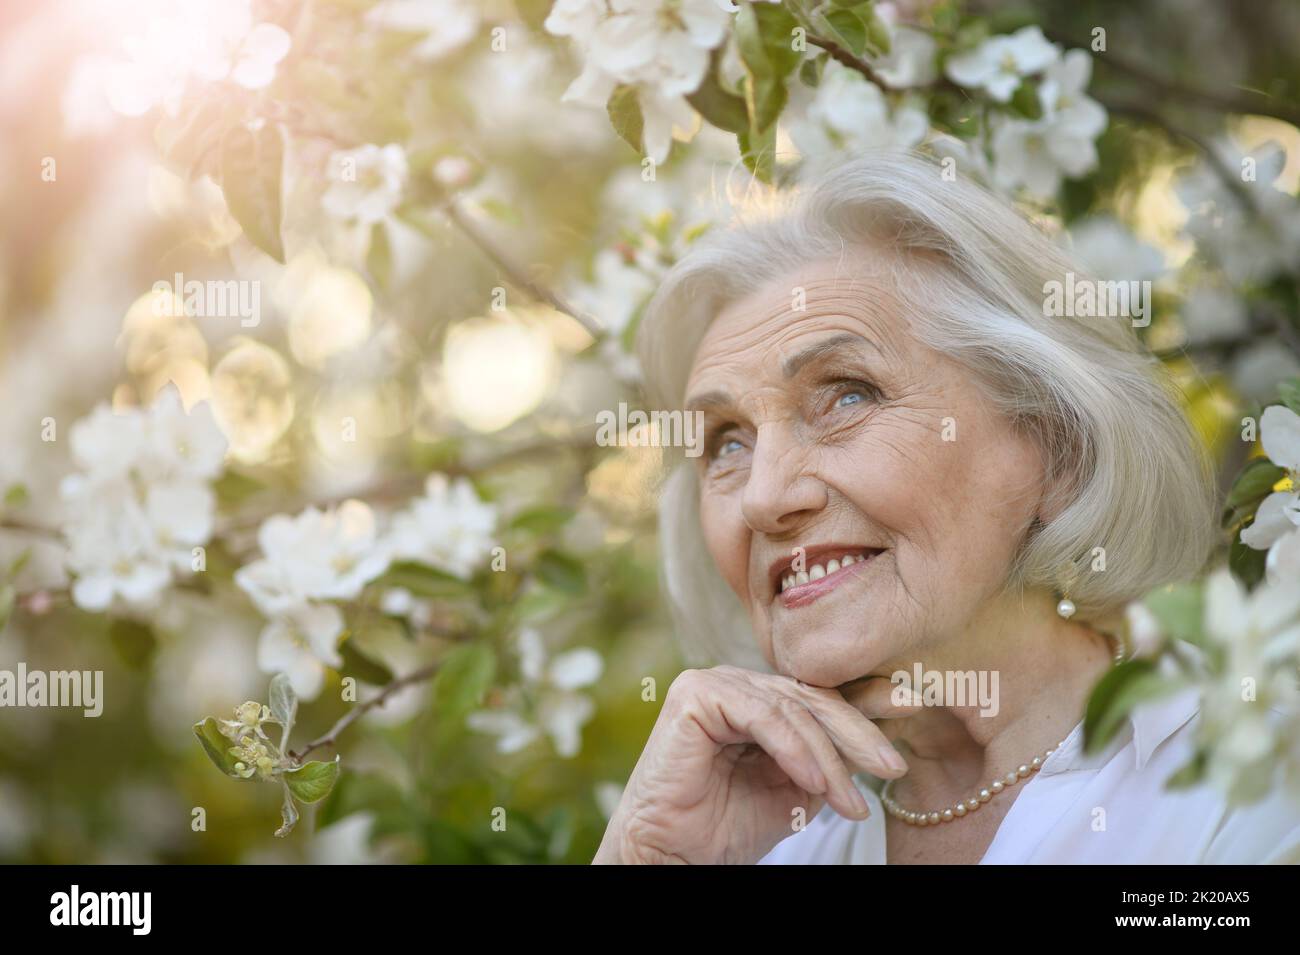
[1,0,1298,862]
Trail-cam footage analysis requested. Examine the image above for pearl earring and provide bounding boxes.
[1056,596,1076,619]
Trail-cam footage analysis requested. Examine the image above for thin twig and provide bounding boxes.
[437,198,606,341]
[289,660,440,762]
[1041,27,1300,128]
[0,519,60,540]
[217,435,598,536]
[1099,98,1256,211]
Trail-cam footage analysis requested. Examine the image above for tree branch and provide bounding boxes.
[1041,27,1300,128]
[0,518,60,540]
[1099,97,1256,211]
[289,660,440,763]
[436,197,606,341]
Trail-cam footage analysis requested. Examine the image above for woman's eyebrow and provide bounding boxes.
[781,332,878,379]
[683,389,733,414]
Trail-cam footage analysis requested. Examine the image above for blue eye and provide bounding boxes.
[835,391,866,408]
[717,438,744,457]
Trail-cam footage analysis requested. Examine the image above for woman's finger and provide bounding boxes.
[839,676,923,719]
[781,679,910,780]
[682,676,830,797]
[773,695,873,820]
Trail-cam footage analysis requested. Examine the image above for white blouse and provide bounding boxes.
[758,685,1300,864]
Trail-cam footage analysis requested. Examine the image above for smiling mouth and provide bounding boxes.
[771,546,882,608]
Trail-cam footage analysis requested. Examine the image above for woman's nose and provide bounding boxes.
[740,427,828,535]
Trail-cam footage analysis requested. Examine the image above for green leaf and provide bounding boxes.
[513,0,557,33]
[1083,660,1184,754]
[269,673,297,736]
[339,638,395,686]
[1229,534,1268,591]
[430,643,495,720]
[477,197,523,225]
[1143,583,1205,646]
[1165,748,1208,789]
[686,64,750,135]
[1224,459,1285,514]
[515,584,569,622]
[3,483,28,507]
[735,1,801,134]
[368,221,392,292]
[5,548,29,580]
[154,99,228,178]
[535,548,586,595]
[220,123,285,263]
[509,505,574,536]
[285,756,341,804]
[194,717,246,778]
[1278,380,1300,417]
[275,784,300,838]
[862,6,891,56]
[821,7,870,57]
[317,770,406,830]
[0,585,13,634]
[606,85,645,155]
[799,56,825,88]
[1009,80,1043,120]
[738,108,778,184]
[212,470,265,508]
[109,618,157,671]
[379,560,472,598]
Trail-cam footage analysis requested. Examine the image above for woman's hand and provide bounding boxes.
[593,666,911,864]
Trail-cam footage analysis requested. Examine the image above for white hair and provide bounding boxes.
[636,149,1216,668]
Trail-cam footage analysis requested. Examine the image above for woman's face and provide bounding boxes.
[685,254,1049,688]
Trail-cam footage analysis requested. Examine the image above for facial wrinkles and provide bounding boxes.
[687,273,905,399]
[690,274,916,600]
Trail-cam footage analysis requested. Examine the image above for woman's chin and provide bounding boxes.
[768,627,884,689]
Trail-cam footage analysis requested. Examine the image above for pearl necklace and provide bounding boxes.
[880,633,1126,827]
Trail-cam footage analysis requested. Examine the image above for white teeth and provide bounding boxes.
[779,551,876,594]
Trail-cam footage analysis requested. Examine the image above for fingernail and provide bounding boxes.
[879,745,908,774]
[849,784,870,817]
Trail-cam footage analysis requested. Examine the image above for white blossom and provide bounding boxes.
[869,3,937,88]
[322,144,410,225]
[385,474,498,578]
[1180,281,1250,345]
[366,0,480,61]
[1241,405,1300,551]
[103,0,291,116]
[944,25,1058,102]
[1067,215,1166,284]
[989,49,1106,198]
[1199,568,1300,801]
[234,499,390,699]
[255,602,346,700]
[546,0,733,162]
[191,13,291,90]
[467,628,603,758]
[59,388,228,612]
[1177,141,1300,285]
[789,61,929,169]
[235,499,392,616]
[63,484,172,612]
[570,248,658,339]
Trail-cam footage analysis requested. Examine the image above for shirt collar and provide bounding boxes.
[1039,682,1201,776]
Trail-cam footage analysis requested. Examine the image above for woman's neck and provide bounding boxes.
[874,594,1117,808]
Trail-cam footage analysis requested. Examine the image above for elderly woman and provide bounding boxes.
[593,150,1300,865]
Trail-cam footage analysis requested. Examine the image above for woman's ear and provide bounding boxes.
[1035,481,1069,527]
